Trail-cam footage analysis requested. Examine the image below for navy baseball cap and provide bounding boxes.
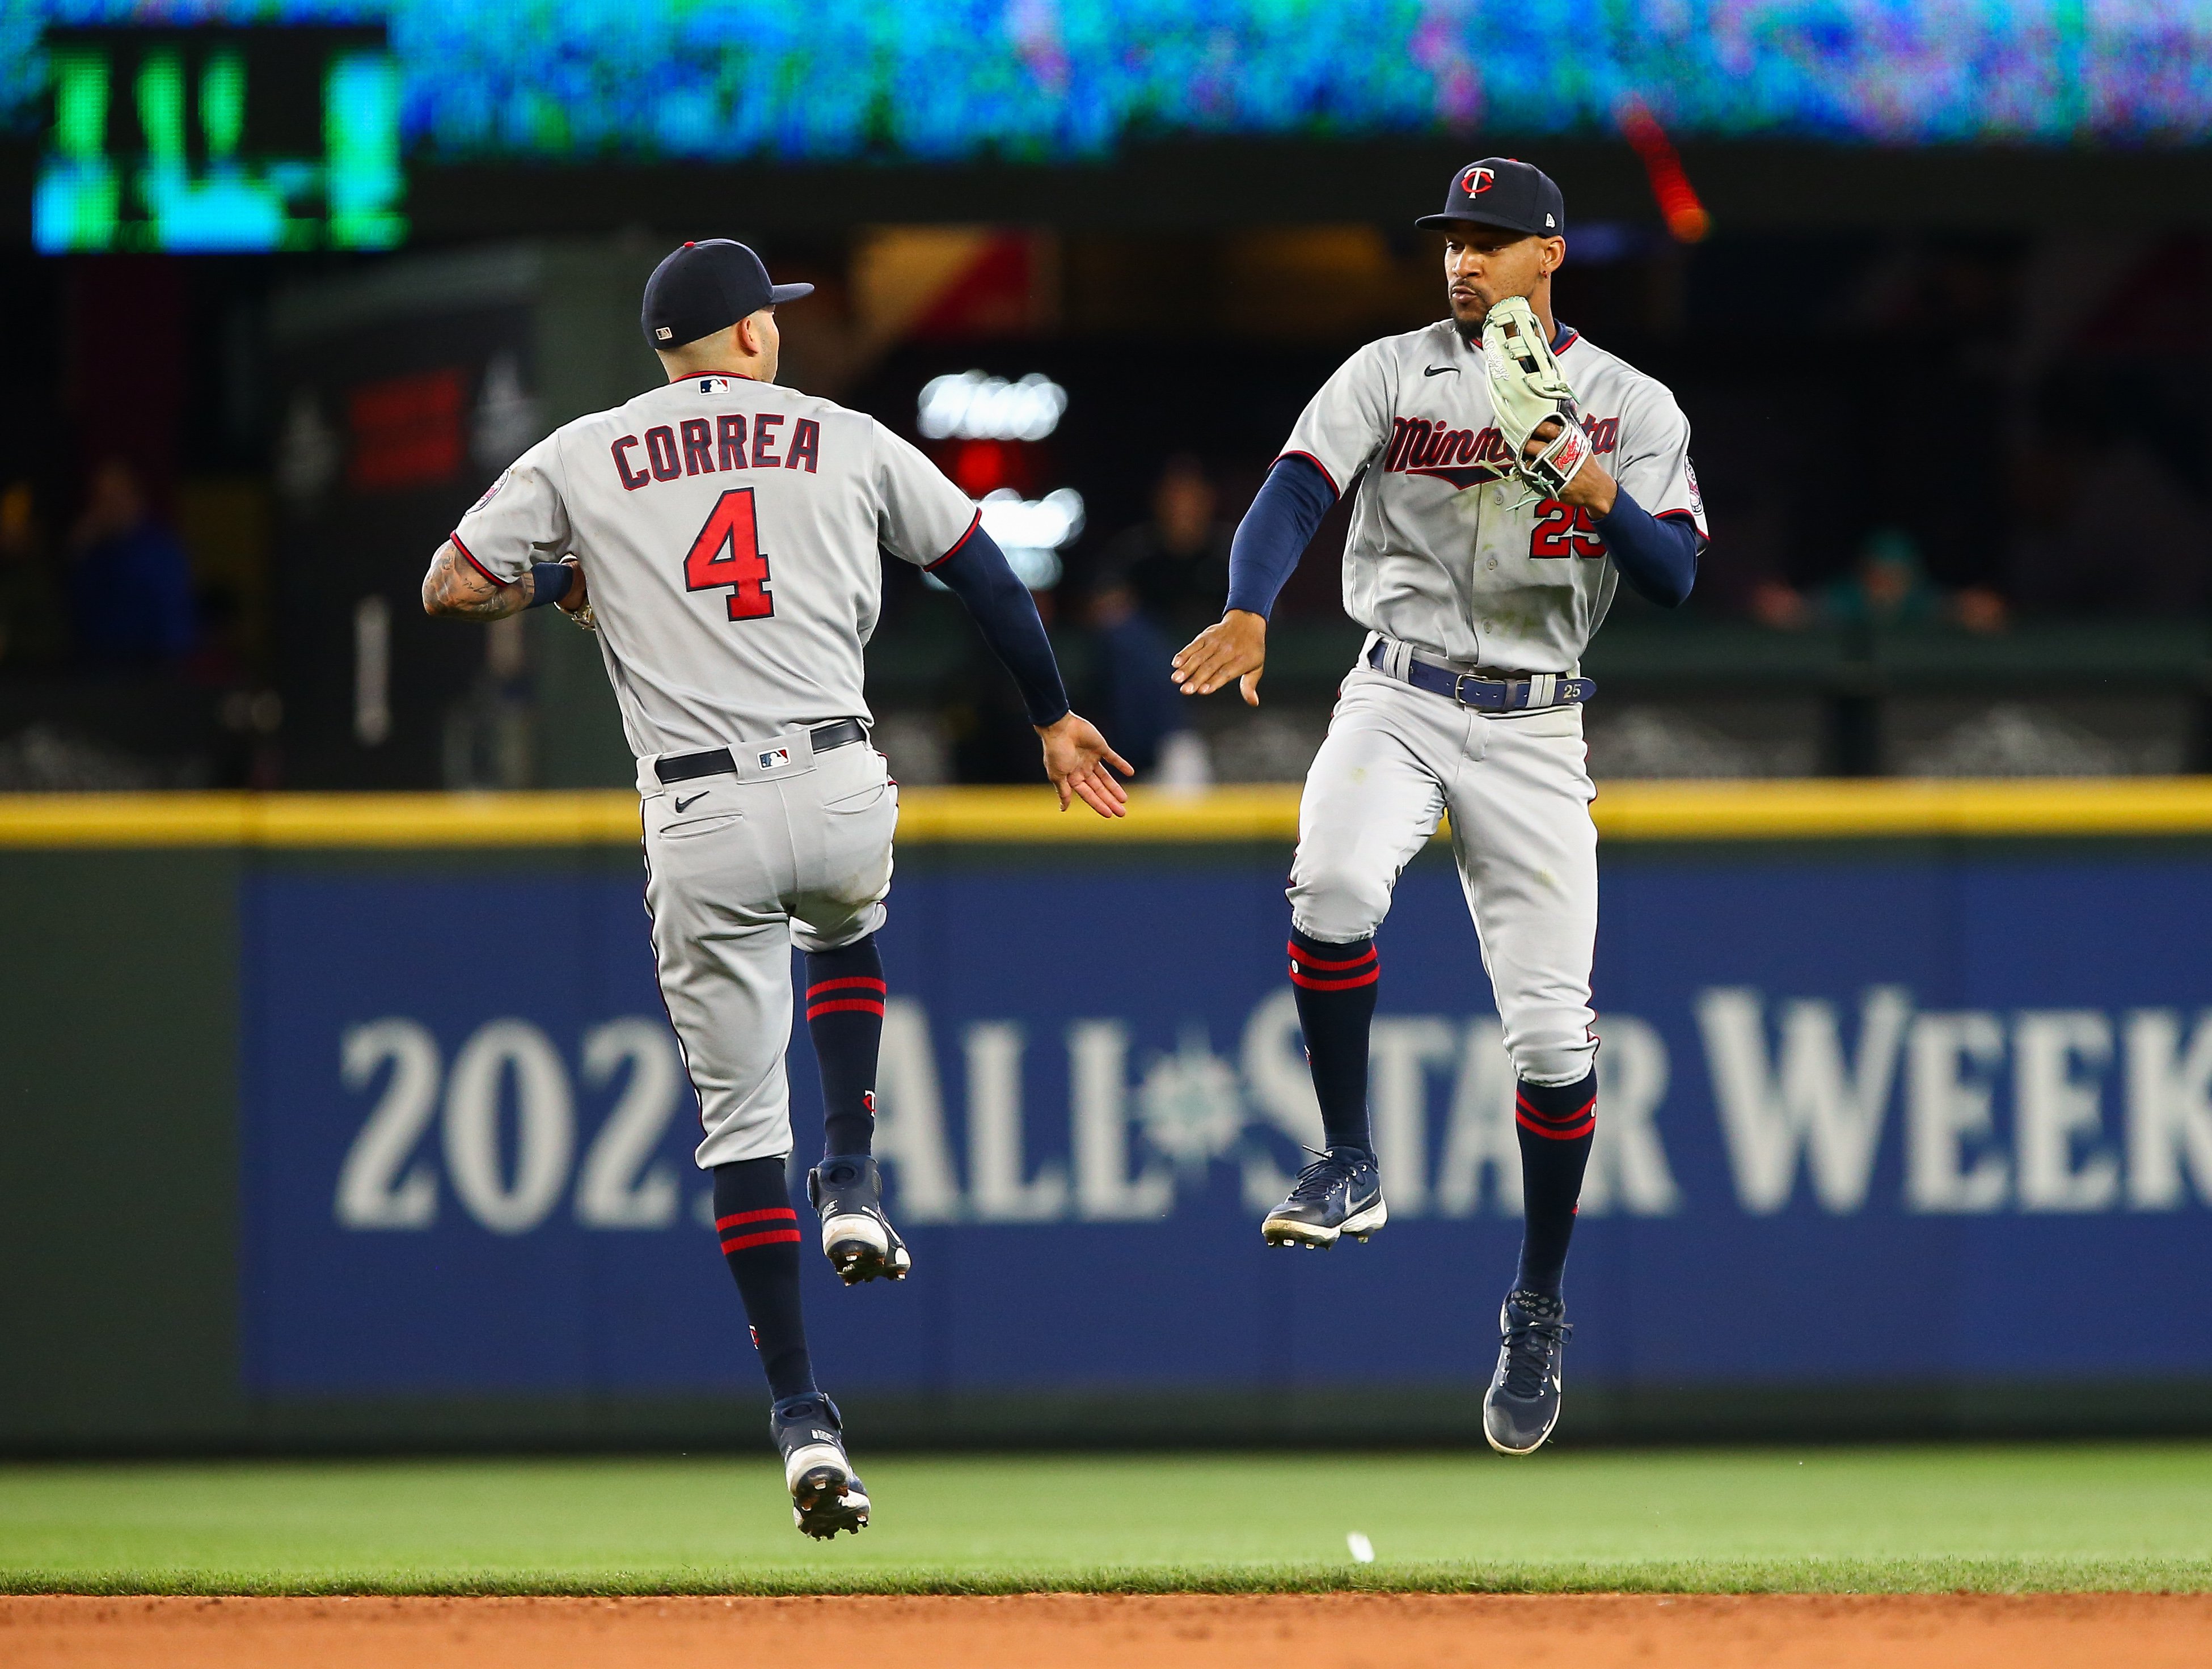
[1416,158,1566,239]
[641,239,813,351]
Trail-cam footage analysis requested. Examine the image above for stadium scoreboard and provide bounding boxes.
[34,26,404,254]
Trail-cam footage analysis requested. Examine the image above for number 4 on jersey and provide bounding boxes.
[684,488,774,620]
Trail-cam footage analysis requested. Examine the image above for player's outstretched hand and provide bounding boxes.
[1171,609,1267,707]
[1037,712,1134,818]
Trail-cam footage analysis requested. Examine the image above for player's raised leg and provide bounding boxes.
[1265,673,1454,1247]
[792,742,910,1286]
[1448,709,1599,1454]
[647,789,868,1537]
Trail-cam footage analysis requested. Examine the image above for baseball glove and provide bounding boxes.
[1481,296,1593,500]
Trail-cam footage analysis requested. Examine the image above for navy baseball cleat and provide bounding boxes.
[771,1392,869,1539]
[1261,1146,1387,1248]
[1483,1290,1573,1455]
[808,1156,911,1285]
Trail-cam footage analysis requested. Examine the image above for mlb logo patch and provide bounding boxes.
[758,747,791,770]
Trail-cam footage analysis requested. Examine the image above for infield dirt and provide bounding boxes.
[7,1592,2211,1667]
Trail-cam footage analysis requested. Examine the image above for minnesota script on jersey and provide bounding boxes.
[451,374,981,757]
[1283,320,1707,673]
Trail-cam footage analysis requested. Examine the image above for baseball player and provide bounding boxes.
[1172,159,1706,1455]
[423,239,1130,1536]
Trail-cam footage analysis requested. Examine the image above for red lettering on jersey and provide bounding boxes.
[683,488,774,620]
[1530,499,1606,559]
[752,414,784,468]
[680,419,715,476]
[1385,417,1413,471]
[786,419,820,474]
[717,414,747,470]
[612,436,648,491]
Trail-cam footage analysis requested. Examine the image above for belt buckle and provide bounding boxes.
[1450,671,1476,707]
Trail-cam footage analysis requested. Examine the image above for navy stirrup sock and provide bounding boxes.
[805,935,886,1159]
[1287,926,1381,1156]
[712,1158,817,1401]
[1513,1070,1598,1299]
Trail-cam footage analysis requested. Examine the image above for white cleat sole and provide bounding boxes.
[784,1441,868,1538]
[1261,1198,1388,1248]
[783,1440,849,1494]
[821,1213,910,1281]
[821,1213,887,1261]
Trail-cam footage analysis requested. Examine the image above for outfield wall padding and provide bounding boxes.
[4,785,2211,1451]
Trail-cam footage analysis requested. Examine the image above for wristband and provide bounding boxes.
[526,563,574,608]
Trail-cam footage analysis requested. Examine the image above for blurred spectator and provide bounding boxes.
[1821,529,1942,628]
[1093,455,1234,643]
[1086,456,1230,784]
[66,459,197,667]
[0,481,69,668]
[1821,527,2007,634]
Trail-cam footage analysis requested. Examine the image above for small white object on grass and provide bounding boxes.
[1346,1532,1375,1564]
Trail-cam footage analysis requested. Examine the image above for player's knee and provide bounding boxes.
[1512,1033,1598,1088]
[1286,856,1392,943]
[793,899,887,957]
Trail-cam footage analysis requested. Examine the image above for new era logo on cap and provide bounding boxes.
[640,238,815,352]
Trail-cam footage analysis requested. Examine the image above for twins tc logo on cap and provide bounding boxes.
[1462,165,1495,196]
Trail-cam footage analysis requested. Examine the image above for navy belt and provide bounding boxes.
[655,719,867,784]
[1366,640,1594,712]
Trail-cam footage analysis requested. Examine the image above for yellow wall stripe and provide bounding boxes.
[1,779,2210,848]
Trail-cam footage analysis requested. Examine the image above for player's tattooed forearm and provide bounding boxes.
[421,546,530,619]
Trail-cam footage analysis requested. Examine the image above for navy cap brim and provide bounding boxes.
[768,282,814,305]
[1415,210,1551,235]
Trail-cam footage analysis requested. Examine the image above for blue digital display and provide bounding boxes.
[11,1,2212,172]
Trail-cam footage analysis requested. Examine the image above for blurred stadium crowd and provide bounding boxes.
[1,219,2207,789]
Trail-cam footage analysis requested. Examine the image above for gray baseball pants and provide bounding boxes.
[1288,653,1599,1087]
[639,726,897,1169]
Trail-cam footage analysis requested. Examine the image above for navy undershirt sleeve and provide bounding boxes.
[931,526,1071,729]
[1225,454,1338,619]
[1594,484,1700,609]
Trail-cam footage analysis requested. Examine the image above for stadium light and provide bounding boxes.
[918,371,1069,442]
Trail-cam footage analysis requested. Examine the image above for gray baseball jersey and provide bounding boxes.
[450,373,980,758]
[1281,319,1707,673]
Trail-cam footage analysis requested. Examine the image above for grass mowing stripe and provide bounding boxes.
[6,1446,2211,1595]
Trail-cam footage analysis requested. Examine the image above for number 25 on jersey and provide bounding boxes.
[1530,499,1606,559]
[684,488,774,620]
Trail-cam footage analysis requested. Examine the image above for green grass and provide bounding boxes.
[3,1445,2211,1595]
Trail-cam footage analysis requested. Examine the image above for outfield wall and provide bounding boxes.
[5,783,2212,1452]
